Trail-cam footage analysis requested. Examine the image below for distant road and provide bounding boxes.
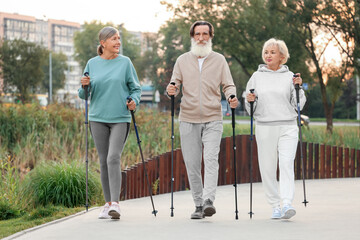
[223,119,360,127]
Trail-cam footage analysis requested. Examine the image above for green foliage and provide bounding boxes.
[0,154,20,205]
[0,39,48,103]
[41,51,68,94]
[0,206,83,239]
[0,154,21,220]
[302,126,360,150]
[73,21,141,72]
[21,161,102,208]
[25,205,63,220]
[0,200,21,220]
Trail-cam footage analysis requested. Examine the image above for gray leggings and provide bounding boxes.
[90,121,130,202]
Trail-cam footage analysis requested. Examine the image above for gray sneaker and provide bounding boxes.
[203,199,216,217]
[191,206,204,219]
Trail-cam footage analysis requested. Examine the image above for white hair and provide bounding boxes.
[262,38,290,64]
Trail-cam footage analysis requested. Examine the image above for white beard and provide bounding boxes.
[190,38,212,57]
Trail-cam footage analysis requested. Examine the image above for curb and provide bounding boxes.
[2,207,100,240]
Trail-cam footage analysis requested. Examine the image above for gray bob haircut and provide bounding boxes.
[262,38,290,65]
[97,26,119,55]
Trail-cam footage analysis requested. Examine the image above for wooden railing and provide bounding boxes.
[120,135,360,200]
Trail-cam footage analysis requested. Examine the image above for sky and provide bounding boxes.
[1,0,177,32]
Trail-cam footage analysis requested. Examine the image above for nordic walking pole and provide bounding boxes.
[83,72,90,212]
[249,89,255,219]
[170,82,175,217]
[127,97,158,216]
[294,75,309,207]
[230,95,239,220]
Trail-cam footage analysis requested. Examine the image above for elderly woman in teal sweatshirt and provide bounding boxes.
[79,26,141,220]
[245,38,306,220]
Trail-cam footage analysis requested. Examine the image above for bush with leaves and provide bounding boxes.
[21,161,102,208]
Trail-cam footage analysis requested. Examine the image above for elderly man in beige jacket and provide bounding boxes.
[167,20,238,219]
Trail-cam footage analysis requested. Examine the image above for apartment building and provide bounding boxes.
[0,12,82,106]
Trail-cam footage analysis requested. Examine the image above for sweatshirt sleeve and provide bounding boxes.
[244,74,257,115]
[290,84,306,111]
[78,64,91,100]
[220,56,236,100]
[126,59,142,105]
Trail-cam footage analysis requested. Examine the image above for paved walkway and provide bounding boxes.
[5,178,360,240]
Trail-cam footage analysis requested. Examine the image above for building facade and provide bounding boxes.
[0,12,82,106]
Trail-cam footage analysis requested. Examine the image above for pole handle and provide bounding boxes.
[249,89,255,117]
[294,74,300,104]
[170,82,175,117]
[127,96,134,113]
[84,72,89,101]
[230,95,235,128]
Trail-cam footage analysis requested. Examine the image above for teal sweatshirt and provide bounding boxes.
[78,55,141,123]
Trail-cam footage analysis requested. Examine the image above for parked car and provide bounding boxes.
[221,100,231,116]
[300,114,310,127]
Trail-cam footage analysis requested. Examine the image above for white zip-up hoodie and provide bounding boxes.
[245,64,306,125]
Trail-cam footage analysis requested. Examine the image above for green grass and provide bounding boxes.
[21,161,102,208]
[0,206,84,239]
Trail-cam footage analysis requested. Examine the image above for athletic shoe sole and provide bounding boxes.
[108,210,121,219]
[190,214,204,219]
[203,206,216,217]
[281,209,296,219]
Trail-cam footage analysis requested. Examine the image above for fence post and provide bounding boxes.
[350,149,356,177]
[326,145,331,178]
[120,170,127,200]
[331,146,338,178]
[308,143,314,179]
[345,148,350,178]
[357,150,360,177]
[218,138,227,186]
[320,144,325,179]
[225,137,232,185]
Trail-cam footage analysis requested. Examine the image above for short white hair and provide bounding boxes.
[262,38,290,65]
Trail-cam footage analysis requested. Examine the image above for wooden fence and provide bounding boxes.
[120,135,360,200]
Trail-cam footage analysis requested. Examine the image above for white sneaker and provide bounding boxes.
[271,207,281,219]
[281,204,296,219]
[108,202,121,219]
[98,203,111,219]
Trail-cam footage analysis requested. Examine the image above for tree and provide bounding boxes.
[41,51,67,95]
[281,0,356,132]
[73,21,141,73]
[73,21,108,69]
[161,0,310,101]
[0,39,47,103]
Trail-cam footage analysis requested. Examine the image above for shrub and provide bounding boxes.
[0,200,21,220]
[21,161,102,208]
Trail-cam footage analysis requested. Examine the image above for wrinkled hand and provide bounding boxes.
[127,99,136,111]
[293,73,303,86]
[166,83,177,96]
[229,96,239,108]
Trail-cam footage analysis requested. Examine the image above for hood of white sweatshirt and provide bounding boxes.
[257,64,289,73]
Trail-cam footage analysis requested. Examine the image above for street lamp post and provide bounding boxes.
[49,51,52,104]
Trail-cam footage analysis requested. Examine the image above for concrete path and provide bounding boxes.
[223,119,360,126]
[5,178,360,240]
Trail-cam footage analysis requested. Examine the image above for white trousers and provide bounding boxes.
[255,124,299,208]
[179,121,223,207]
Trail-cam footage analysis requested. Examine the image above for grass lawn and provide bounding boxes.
[0,206,85,239]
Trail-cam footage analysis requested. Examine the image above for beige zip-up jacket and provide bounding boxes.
[171,51,236,123]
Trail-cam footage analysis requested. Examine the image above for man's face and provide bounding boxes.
[193,25,211,45]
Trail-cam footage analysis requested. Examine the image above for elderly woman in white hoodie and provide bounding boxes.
[245,38,306,220]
